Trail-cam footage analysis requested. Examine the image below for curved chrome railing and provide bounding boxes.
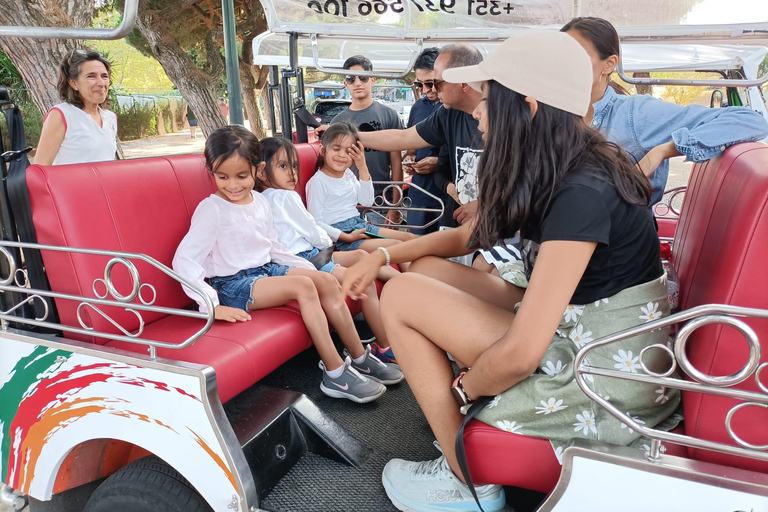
[359,181,445,231]
[653,186,687,218]
[0,240,214,360]
[575,304,768,463]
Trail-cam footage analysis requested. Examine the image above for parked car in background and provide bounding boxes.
[310,98,351,124]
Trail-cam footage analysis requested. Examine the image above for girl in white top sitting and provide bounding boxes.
[35,49,118,166]
[305,122,415,276]
[259,136,403,367]
[173,126,399,403]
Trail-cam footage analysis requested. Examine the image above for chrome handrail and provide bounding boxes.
[310,34,423,79]
[574,304,768,463]
[653,186,686,218]
[0,0,138,40]
[617,58,768,87]
[0,240,214,360]
[359,181,445,231]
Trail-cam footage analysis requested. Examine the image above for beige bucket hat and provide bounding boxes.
[441,30,593,117]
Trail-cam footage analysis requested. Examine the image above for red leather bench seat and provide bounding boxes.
[25,144,363,403]
[462,142,768,491]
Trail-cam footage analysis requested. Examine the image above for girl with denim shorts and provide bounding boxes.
[258,136,402,366]
[306,122,416,276]
[173,126,401,403]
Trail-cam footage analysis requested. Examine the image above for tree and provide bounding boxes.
[0,0,96,115]
[132,0,225,137]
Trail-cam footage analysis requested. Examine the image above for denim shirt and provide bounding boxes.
[591,87,768,206]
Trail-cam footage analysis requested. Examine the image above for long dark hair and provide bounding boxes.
[57,49,112,108]
[561,17,630,96]
[317,122,360,170]
[257,136,299,191]
[469,81,650,250]
[204,125,262,175]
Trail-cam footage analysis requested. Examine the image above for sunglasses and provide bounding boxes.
[345,75,371,84]
[414,80,436,90]
[69,48,88,59]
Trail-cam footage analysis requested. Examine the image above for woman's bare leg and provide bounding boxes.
[409,255,523,312]
[375,226,418,241]
[381,272,514,480]
[288,268,365,359]
[332,266,390,348]
[249,275,344,369]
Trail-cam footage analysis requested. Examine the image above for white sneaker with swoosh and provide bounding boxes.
[319,356,385,403]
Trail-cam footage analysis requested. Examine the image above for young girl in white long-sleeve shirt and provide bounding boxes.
[172,125,394,403]
[305,122,414,273]
[259,136,403,367]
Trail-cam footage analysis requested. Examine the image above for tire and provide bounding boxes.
[83,456,213,512]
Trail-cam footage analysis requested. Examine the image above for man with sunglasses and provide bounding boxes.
[404,48,443,235]
[331,55,404,225]
[341,44,484,229]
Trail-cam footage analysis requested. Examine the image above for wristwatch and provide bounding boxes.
[451,370,473,407]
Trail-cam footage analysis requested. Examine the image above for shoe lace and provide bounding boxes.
[411,455,451,479]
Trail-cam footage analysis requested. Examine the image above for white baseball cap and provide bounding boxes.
[442,30,593,117]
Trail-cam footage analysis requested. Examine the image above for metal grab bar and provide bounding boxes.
[0,0,138,40]
[574,304,768,463]
[617,59,768,87]
[0,240,214,360]
[359,181,445,231]
[310,34,422,79]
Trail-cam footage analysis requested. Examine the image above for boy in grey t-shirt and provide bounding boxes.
[331,55,403,224]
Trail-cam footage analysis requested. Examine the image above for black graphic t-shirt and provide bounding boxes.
[415,106,483,202]
[521,171,662,304]
[331,101,403,184]
[415,106,483,226]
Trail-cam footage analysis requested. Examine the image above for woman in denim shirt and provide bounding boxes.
[562,17,768,207]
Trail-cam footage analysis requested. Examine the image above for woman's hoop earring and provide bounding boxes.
[600,73,609,93]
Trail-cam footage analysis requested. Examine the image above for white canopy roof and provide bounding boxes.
[257,0,768,43]
[253,32,767,79]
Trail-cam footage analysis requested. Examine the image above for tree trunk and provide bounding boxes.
[633,73,653,96]
[135,7,224,137]
[0,0,96,115]
[239,62,266,138]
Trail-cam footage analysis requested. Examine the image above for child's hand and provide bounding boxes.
[338,228,369,242]
[348,142,369,174]
[214,305,251,323]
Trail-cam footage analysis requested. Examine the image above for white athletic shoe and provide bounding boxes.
[382,448,506,512]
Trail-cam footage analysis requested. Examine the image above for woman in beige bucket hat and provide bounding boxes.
[340,30,678,512]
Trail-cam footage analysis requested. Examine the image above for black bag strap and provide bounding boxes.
[3,102,58,325]
[455,395,493,512]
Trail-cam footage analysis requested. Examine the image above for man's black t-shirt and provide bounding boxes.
[415,106,483,226]
[520,171,662,304]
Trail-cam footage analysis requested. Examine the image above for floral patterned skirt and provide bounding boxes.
[474,275,681,462]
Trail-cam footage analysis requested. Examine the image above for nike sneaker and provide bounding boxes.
[345,345,404,385]
[319,357,386,403]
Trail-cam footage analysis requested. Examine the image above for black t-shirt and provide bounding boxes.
[520,171,662,304]
[415,106,483,227]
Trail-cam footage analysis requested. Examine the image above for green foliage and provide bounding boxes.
[0,52,44,147]
[113,101,159,140]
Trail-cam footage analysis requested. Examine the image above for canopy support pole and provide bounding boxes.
[222,0,244,125]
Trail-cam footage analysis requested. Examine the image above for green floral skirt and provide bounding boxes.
[475,274,681,462]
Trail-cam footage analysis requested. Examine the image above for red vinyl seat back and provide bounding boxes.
[294,142,321,204]
[672,142,768,471]
[26,155,216,343]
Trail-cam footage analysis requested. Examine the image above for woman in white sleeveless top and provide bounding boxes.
[35,49,118,166]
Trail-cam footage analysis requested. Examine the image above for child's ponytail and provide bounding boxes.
[317,121,360,170]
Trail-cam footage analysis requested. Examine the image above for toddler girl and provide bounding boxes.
[257,136,402,366]
[305,122,415,278]
[173,125,394,402]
